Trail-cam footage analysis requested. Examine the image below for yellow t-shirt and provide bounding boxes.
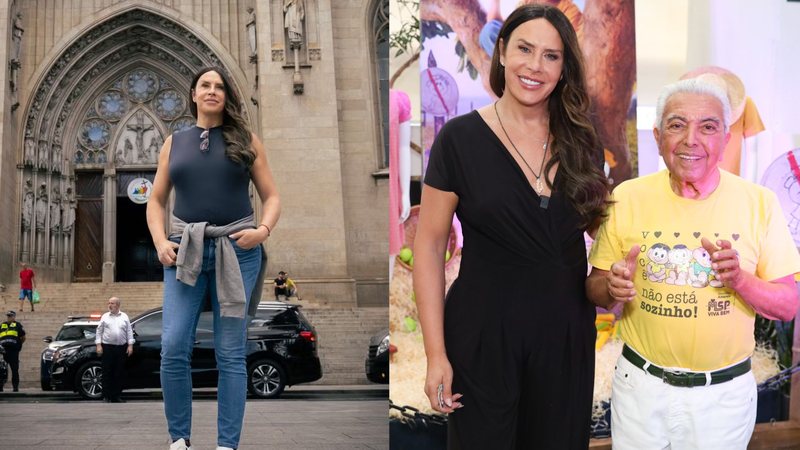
[589,169,800,370]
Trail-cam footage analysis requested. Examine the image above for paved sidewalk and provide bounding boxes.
[0,398,387,449]
[0,386,389,449]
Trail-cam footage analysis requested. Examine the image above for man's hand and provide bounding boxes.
[607,245,640,303]
[96,344,103,355]
[701,238,742,289]
[126,345,133,356]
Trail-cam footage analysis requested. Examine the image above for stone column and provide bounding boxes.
[102,170,116,282]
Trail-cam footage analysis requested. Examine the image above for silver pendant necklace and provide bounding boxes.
[494,102,550,194]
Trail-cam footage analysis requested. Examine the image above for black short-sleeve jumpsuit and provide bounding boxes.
[424,111,596,449]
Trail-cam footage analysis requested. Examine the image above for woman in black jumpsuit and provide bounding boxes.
[414,5,609,449]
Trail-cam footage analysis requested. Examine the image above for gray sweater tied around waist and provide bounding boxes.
[170,213,267,319]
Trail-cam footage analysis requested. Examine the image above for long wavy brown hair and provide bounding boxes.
[489,4,608,228]
[189,66,255,168]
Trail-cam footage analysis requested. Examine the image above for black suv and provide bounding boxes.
[49,302,322,399]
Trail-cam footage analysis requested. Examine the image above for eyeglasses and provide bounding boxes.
[200,129,209,153]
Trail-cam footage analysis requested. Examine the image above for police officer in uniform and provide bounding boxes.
[0,311,26,392]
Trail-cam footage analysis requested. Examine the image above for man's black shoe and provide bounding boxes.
[12,387,18,392]
[111,398,126,403]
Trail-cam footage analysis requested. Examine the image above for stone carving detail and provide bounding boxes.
[11,12,23,61]
[24,10,225,154]
[52,144,62,172]
[35,183,48,232]
[126,70,159,103]
[37,140,49,170]
[79,119,111,149]
[61,187,76,234]
[19,9,244,266]
[272,49,284,62]
[24,136,35,167]
[115,110,161,165]
[284,0,305,48]
[21,179,33,231]
[246,7,257,62]
[9,12,23,96]
[50,186,61,233]
[309,48,321,61]
[153,89,186,121]
[97,90,129,121]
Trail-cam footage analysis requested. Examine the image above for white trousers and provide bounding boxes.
[610,354,757,450]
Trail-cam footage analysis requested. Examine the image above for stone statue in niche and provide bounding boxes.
[52,145,62,172]
[117,138,133,165]
[62,187,75,234]
[11,12,23,61]
[283,0,305,48]
[246,7,257,61]
[50,186,61,232]
[9,14,22,98]
[23,137,35,166]
[35,183,47,231]
[21,179,33,230]
[147,134,162,163]
[54,125,63,145]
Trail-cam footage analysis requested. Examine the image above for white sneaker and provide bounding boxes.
[216,447,234,450]
[169,439,192,450]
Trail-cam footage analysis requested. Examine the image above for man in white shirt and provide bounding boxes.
[95,296,134,403]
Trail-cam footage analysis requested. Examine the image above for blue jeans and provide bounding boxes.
[161,238,261,448]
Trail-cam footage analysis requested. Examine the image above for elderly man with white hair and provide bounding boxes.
[586,77,800,449]
[95,296,134,403]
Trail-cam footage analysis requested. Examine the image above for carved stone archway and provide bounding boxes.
[17,8,249,282]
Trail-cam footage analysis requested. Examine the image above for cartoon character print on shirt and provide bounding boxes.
[645,243,670,282]
[689,246,724,288]
[665,244,692,286]
[635,232,736,320]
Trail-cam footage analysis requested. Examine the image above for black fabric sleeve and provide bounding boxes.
[424,122,456,193]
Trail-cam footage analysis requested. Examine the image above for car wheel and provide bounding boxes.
[76,361,103,400]
[247,359,286,399]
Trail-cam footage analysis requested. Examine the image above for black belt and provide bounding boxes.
[622,345,750,388]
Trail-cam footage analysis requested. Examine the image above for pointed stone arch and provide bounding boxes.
[16,7,250,281]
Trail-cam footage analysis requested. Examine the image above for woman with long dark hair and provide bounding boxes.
[147,66,280,450]
[414,4,608,448]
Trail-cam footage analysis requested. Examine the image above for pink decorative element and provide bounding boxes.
[389,89,412,255]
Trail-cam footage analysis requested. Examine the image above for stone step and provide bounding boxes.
[3,282,387,388]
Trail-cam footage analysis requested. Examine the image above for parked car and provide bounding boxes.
[40,315,101,390]
[365,328,389,383]
[49,302,322,399]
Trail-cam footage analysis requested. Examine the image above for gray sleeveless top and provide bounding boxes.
[169,125,253,225]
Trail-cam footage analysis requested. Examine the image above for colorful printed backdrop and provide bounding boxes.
[420,0,637,186]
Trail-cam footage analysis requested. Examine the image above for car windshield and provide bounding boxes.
[55,325,97,341]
